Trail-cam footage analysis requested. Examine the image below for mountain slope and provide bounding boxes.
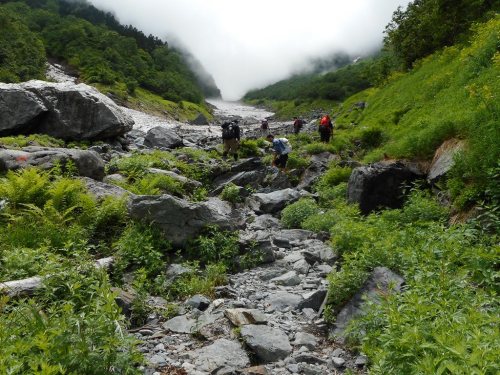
[0,0,220,105]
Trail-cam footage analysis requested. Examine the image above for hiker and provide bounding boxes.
[221,120,241,160]
[319,114,333,143]
[260,118,269,136]
[266,134,292,172]
[293,117,304,135]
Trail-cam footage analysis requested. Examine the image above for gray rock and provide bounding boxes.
[247,214,282,231]
[332,357,346,368]
[294,354,326,365]
[240,325,292,363]
[428,139,465,183]
[128,195,245,248]
[333,267,405,339]
[248,188,305,214]
[293,332,318,350]
[144,126,183,149]
[293,259,310,274]
[298,290,327,312]
[315,264,333,277]
[266,292,303,311]
[18,81,132,140]
[0,147,105,180]
[270,271,301,286]
[163,315,196,334]
[276,229,316,243]
[347,161,424,214]
[224,308,268,326]
[191,339,250,372]
[185,295,211,311]
[81,177,132,200]
[355,355,368,367]
[165,263,192,282]
[0,83,47,135]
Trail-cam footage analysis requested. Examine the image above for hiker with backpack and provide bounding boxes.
[221,120,241,160]
[266,134,292,172]
[319,114,333,143]
[293,117,304,135]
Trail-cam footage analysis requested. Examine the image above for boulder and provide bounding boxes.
[211,170,268,195]
[224,308,268,326]
[266,292,303,311]
[185,295,211,311]
[298,289,327,312]
[144,126,183,149]
[248,188,305,214]
[163,315,196,334]
[427,139,465,183]
[192,339,250,373]
[128,195,245,248]
[190,113,209,125]
[270,271,301,286]
[347,162,424,214]
[240,325,292,363]
[332,267,404,340]
[0,83,47,135]
[0,147,105,180]
[81,177,132,200]
[1,81,134,140]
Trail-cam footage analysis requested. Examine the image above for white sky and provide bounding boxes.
[88,0,411,100]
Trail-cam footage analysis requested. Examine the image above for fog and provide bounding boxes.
[88,0,411,100]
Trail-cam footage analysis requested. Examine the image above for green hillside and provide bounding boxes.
[0,0,215,105]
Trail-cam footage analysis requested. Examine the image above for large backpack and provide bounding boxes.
[276,138,292,154]
[222,123,236,139]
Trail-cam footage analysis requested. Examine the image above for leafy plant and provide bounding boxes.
[281,198,319,228]
[220,183,242,204]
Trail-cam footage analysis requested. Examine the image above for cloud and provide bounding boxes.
[88,0,411,100]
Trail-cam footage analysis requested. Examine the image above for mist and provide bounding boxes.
[88,0,411,100]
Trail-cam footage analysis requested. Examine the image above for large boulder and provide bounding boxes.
[144,126,183,149]
[191,339,250,373]
[0,83,47,135]
[347,162,424,214]
[248,188,307,214]
[332,267,404,341]
[427,139,465,183]
[240,325,292,363]
[0,81,134,141]
[0,147,105,180]
[128,195,245,247]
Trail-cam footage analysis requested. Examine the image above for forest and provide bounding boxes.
[0,0,212,103]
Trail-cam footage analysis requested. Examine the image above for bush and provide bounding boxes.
[359,127,383,149]
[239,139,262,158]
[113,223,170,279]
[281,198,319,228]
[220,183,242,204]
[0,168,50,208]
[318,165,352,187]
[187,226,240,271]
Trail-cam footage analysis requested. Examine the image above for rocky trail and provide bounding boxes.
[134,224,368,375]
[1,67,412,375]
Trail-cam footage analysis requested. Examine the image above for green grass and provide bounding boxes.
[246,98,337,120]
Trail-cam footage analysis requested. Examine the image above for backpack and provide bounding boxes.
[320,116,329,126]
[261,120,269,129]
[221,123,236,139]
[276,138,292,154]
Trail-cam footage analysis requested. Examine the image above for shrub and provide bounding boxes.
[318,165,352,187]
[187,226,240,271]
[220,183,242,204]
[0,168,50,208]
[281,198,319,228]
[359,127,383,149]
[239,139,262,158]
[113,223,170,279]
[286,152,310,170]
[168,262,227,300]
